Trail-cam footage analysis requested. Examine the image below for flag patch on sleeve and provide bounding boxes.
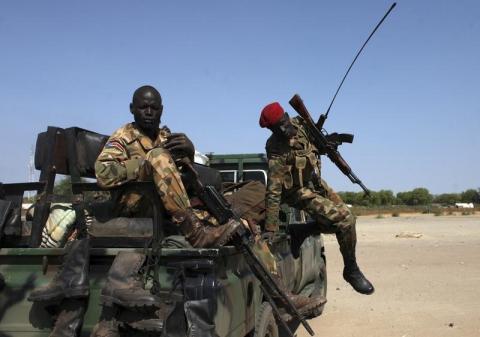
[105,140,125,152]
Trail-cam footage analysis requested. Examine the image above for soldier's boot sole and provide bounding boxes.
[28,286,89,302]
[126,319,164,332]
[100,294,161,308]
[281,296,327,322]
[299,296,328,319]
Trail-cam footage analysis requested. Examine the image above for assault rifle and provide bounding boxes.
[289,94,370,195]
[183,161,315,337]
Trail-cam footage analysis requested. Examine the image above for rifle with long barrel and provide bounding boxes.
[289,94,370,195]
[183,160,315,337]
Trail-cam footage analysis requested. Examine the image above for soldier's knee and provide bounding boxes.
[146,148,175,167]
[147,147,170,158]
[343,213,356,228]
[335,208,356,233]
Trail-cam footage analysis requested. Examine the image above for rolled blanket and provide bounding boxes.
[40,203,76,248]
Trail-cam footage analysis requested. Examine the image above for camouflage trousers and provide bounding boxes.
[142,148,192,213]
[284,179,357,257]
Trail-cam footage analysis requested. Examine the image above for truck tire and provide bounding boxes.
[254,302,279,337]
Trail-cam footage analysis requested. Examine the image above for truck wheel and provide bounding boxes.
[254,302,279,337]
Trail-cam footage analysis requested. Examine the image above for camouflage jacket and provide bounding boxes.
[265,116,321,231]
[95,123,171,187]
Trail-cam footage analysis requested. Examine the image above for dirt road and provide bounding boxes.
[297,213,480,337]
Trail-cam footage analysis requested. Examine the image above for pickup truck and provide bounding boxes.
[0,126,327,337]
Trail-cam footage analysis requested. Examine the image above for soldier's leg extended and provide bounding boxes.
[142,148,240,248]
[288,185,374,295]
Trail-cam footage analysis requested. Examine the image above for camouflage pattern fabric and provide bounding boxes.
[265,116,356,252]
[95,123,191,216]
[96,123,277,272]
[252,240,278,276]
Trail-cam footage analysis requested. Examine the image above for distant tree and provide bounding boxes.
[396,191,411,205]
[338,191,368,206]
[54,177,73,196]
[397,188,432,205]
[53,177,91,197]
[460,189,480,203]
[433,193,461,205]
[367,191,381,206]
[338,192,355,205]
[410,188,433,205]
[376,190,395,206]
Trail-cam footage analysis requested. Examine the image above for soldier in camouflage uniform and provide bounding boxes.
[95,85,241,249]
[91,87,325,334]
[259,102,374,295]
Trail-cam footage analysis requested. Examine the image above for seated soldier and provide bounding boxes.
[30,86,325,336]
[28,86,239,306]
[94,85,240,248]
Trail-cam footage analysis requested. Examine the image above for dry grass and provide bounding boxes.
[352,205,478,217]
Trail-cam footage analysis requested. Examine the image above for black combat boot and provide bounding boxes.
[342,257,374,295]
[100,251,161,308]
[28,238,90,302]
[337,230,374,295]
[49,299,87,337]
[271,274,327,318]
[175,208,241,248]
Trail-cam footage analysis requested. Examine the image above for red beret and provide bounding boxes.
[259,102,284,128]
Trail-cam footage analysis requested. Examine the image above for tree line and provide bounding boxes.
[337,188,480,207]
[51,178,480,207]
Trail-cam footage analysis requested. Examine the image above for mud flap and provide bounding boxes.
[184,299,220,337]
[293,236,322,294]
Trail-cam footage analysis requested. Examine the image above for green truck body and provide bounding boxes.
[0,130,327,337]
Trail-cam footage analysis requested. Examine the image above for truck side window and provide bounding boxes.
[243,170,267,185]
[220,170,237,183]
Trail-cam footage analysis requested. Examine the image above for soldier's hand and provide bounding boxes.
[164,133,195,160]
[261,231,275,244]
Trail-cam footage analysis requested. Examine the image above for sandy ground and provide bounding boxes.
[297,213,480,337]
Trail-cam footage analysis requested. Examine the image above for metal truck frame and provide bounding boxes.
[0,127,327,337]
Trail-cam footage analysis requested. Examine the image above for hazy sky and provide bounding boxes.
[0,0,478,194]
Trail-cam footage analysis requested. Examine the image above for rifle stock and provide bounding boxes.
[289,94,370,196]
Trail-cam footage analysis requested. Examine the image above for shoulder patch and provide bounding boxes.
[104,140,126,152]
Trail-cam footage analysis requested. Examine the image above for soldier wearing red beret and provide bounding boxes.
[260,102,374,295]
